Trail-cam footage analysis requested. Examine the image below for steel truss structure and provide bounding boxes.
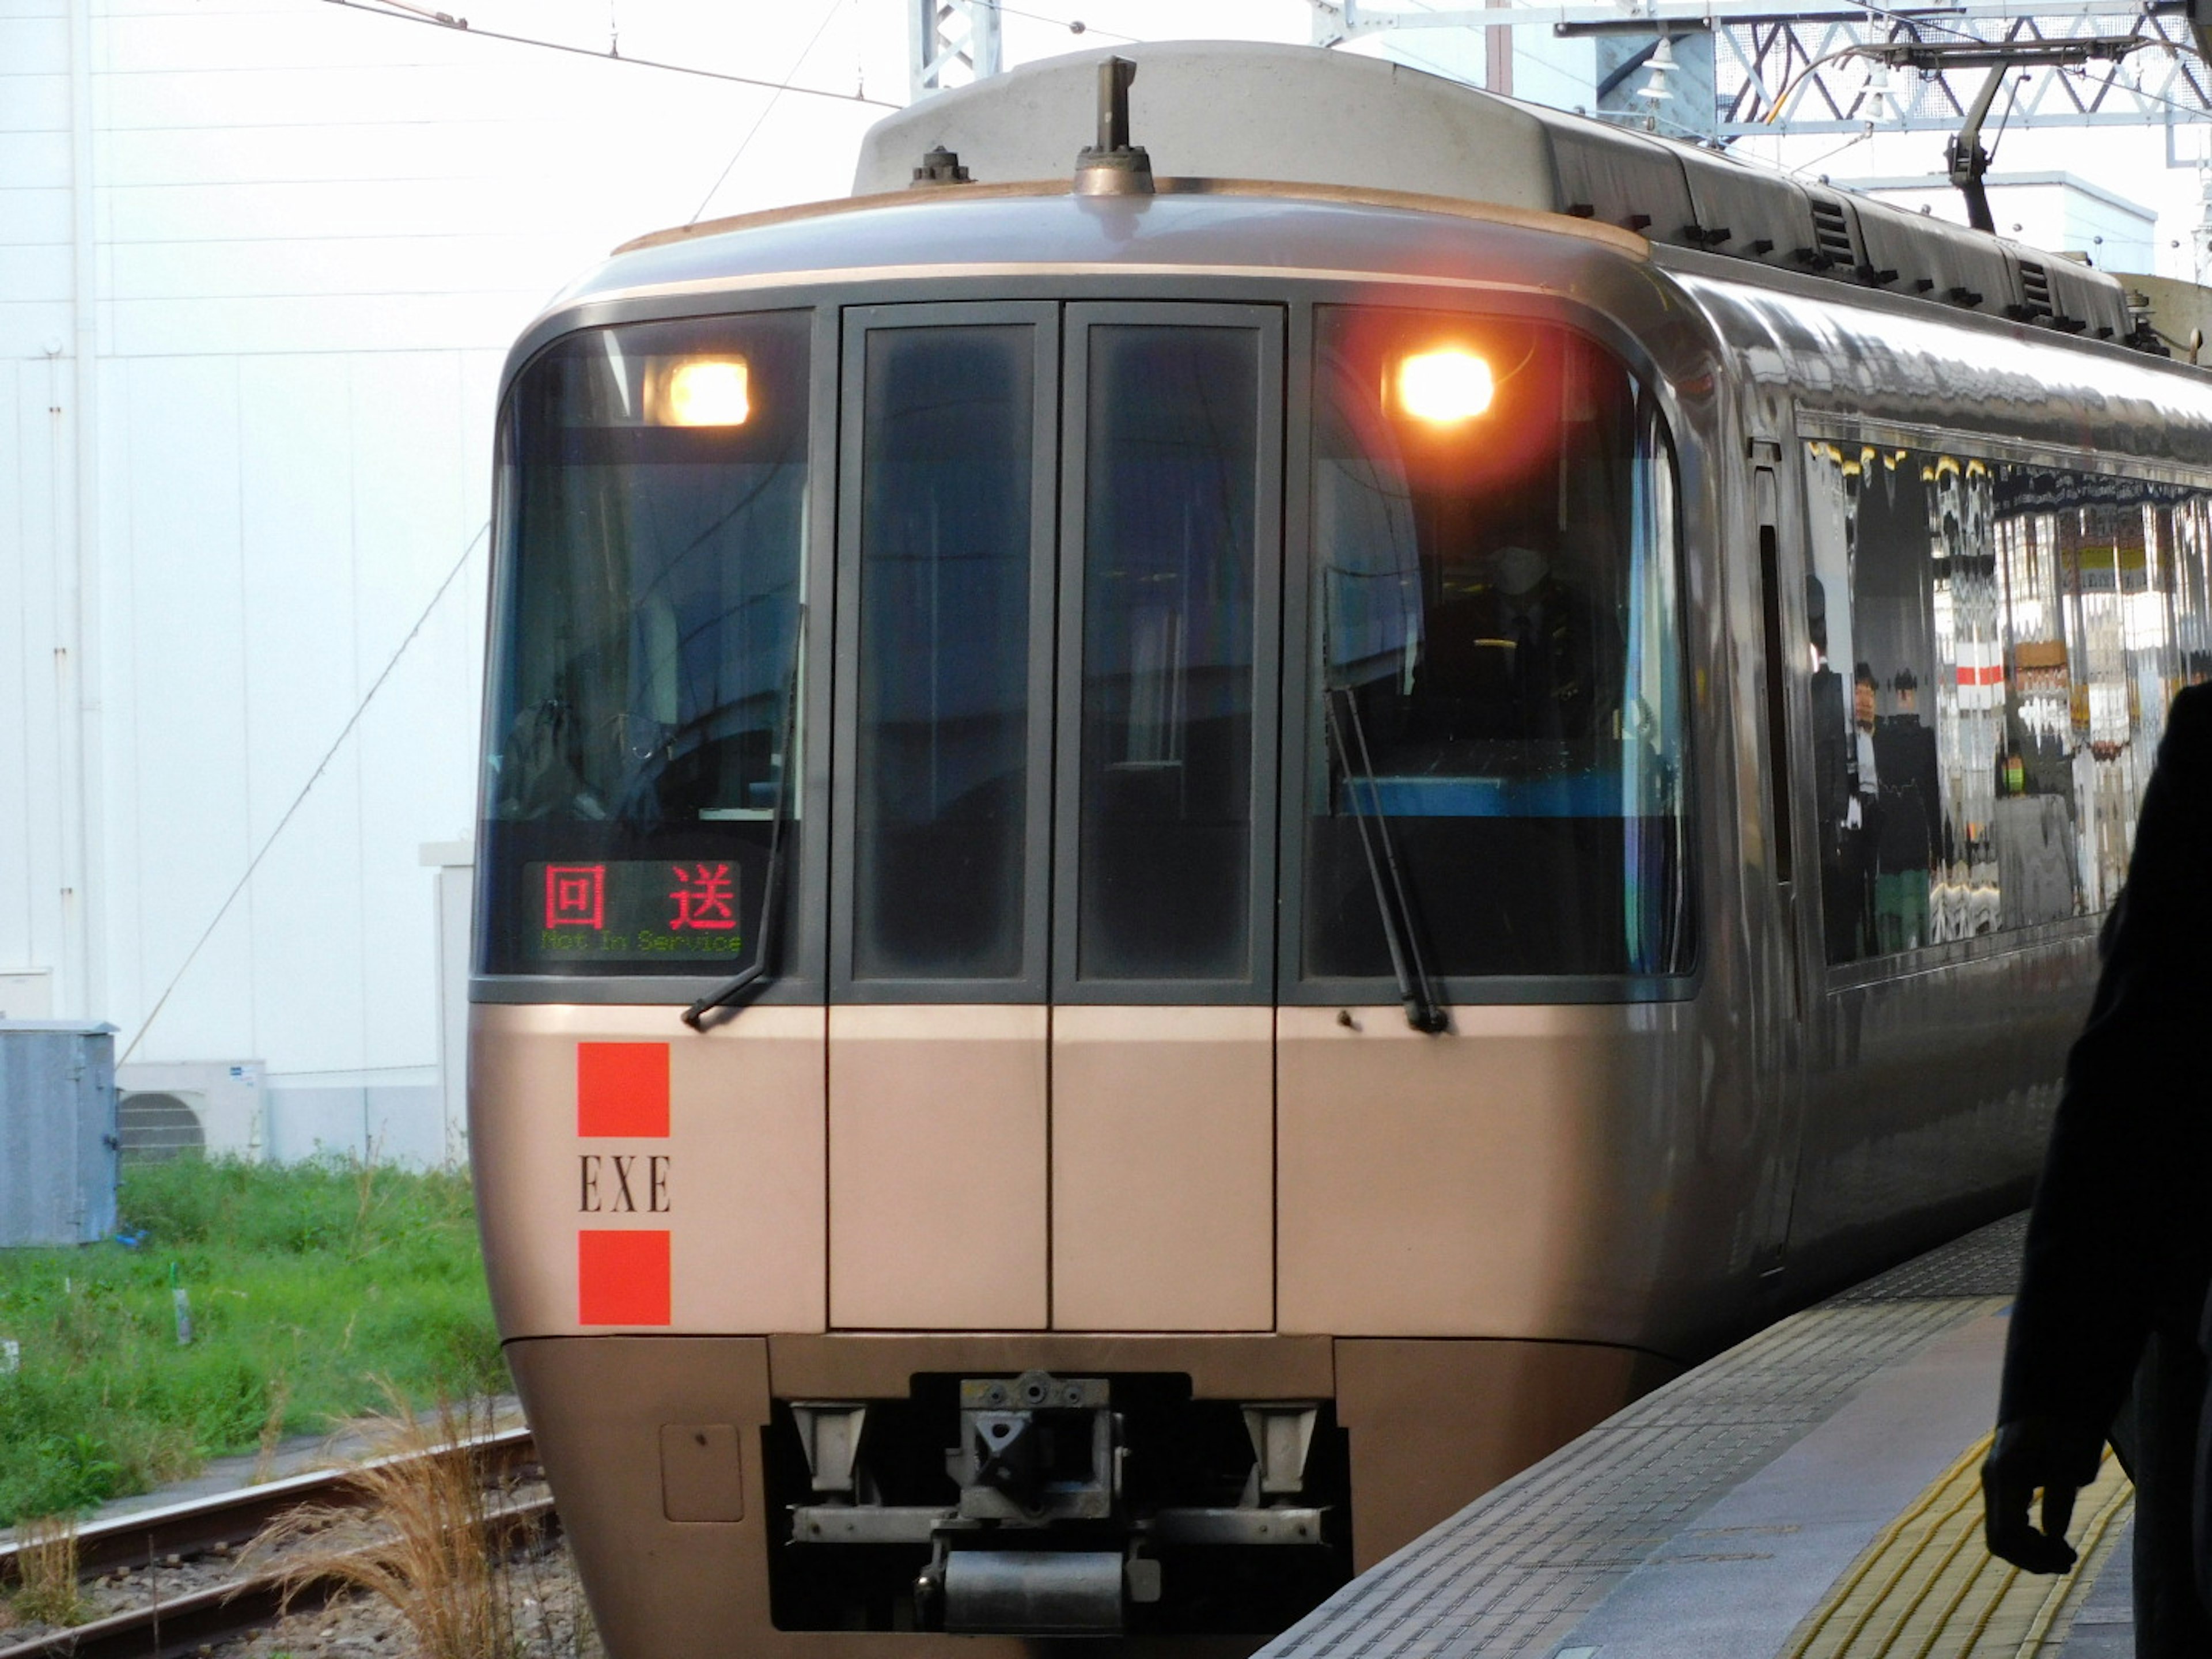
[912,0,1004,100]
[1312,0,2212,137]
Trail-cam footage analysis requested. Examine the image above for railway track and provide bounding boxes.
[0,1426,544,1659]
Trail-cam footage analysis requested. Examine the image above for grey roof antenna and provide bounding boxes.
[1074,57,1152,196]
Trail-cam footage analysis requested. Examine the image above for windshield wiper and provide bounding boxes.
[684,606,805,1031]
[1322,684,1449,1035]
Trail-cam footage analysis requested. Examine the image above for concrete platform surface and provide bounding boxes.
[1260,1214,2135,1659]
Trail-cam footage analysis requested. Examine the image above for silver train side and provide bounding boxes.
[469,43,2212,1657]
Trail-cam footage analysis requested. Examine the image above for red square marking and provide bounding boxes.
[578,1230,671,1325]
[577,1043,669,1138]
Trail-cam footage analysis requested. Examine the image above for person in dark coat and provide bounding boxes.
[1983,681,2212,1657]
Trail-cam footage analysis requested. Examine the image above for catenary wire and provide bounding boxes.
[996,2,1139,41]
[120,522,490,1066]
[688,0,852,223]
[318,0,897,108]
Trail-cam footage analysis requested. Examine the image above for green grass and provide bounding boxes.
[0,1157,504,1525]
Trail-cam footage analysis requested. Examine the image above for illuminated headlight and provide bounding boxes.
[653,358,751,426]
[1394,348,1494,423]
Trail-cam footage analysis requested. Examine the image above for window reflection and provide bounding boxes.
[1802,444,2212,964]
[1076,325,1260,983]
[852,326,1037,983]
[1304,308,1692,982]
[478,312,809,977]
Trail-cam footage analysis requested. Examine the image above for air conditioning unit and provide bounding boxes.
[0,969,51,1020]
[115,1059,267,1163]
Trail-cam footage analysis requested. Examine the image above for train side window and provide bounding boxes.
[1800,445,1878,963]
[1803,441,2212,963]
[1803,444,1950,963]
[2019,471,2212,912]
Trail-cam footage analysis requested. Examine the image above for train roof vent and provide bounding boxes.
[1807,196,1856,270]
[2012,259,2054,321]
[2036,255,2127,339]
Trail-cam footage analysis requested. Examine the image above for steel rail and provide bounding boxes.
[0,1491,556,1659]
[0,1426,535,1592]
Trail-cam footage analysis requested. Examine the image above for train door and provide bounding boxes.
[823,301,1284,1333]
[1747,458,1813,1272]
[1047,304,1285,1331]
[826,304,1061,1330]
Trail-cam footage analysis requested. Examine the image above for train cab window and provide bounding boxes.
[477,311,810,978]
[850,325,1039,983]
[1301,308,1692,983]
[1801,442,2212,965]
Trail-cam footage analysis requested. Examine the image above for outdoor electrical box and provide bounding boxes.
[0,1022,119,1248]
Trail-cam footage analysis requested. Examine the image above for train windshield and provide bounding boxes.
[1304,307,1692,981]
[478,312,810,978]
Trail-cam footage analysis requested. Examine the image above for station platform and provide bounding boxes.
[1260,1213,2136,1659]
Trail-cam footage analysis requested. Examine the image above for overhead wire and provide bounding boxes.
[317,0,897,108]
[1783,124,1874,176]
[995,2,1138,42]
[119,522,490,1066]
[688,0,852,224]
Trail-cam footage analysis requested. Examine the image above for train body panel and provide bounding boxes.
[468,40,2212,1653]
[471,1002,828,1337]
[1050,1004,1276,1333]
[1275,999,1696,1340]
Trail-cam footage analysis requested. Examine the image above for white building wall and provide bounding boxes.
[2,1,81,1036]
[4,0,902,1164]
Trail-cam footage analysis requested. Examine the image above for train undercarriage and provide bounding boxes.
[773,1373,1348,1635]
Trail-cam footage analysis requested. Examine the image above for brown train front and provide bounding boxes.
[465,41,2212,1657]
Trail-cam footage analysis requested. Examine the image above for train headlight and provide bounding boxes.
[653,358,751,426]
[1395,348,1494,423]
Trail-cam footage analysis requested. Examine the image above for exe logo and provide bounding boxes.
[579,1154,668,1214]
[575,1041,672,1328]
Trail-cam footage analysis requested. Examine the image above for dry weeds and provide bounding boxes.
[244,1391,592,1659]
[251,1374,293,1485]
[9,1510,86,1627]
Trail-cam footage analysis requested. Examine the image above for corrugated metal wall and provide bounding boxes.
[0,1021,118,1247]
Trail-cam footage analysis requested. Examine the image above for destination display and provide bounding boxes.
[526,861,753,963]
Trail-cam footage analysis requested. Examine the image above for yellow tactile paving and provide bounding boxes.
[1782,1434,2133,1659]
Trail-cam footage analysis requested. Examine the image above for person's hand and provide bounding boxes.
[1982,1417,2098,1573]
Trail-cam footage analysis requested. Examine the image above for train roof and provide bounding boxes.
[844,41,2145,349]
